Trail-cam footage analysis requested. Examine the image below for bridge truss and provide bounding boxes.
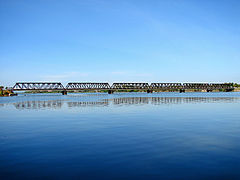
[11,82,234,93]
[150,83,182,89]
[12,82,65,91]
[111,83,149,89]
[66,83,111,90]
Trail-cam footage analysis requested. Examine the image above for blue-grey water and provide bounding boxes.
[1,92,240,180]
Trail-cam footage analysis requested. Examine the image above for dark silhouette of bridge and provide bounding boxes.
[11,82,234,95]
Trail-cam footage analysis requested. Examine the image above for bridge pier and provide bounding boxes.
[225,88,234,92]
[179,89,185,93]
[62,90,67,95]
[147,89,153,93]
[108,90,114,94]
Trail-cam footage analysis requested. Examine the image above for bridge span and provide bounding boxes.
[11,82,234,95]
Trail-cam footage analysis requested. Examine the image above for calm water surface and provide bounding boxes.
[1,92,240,180]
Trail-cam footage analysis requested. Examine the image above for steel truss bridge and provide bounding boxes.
[11,82,234,94]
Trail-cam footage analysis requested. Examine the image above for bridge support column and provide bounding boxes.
[147,89,153,93]
[225,88,234,92]
[62,90,67,95]
[180,89,185,93]
[108,90,114,94]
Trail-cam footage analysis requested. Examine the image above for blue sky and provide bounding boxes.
[1,0,240,86]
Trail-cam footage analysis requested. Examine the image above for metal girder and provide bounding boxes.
[111,83,149,89]
[12,82,65,91]
[66,82,111,90]
[209,83,233,90]
[183,83,233,90]
[183,83,210,89]
[150,83,233,90]
[150,83,182,89]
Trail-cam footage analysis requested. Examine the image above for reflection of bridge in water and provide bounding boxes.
[11,82,234,95]
[68,101,109,107]
[112,97,238,105]
[11,97,239,110]
[13,100,63,110]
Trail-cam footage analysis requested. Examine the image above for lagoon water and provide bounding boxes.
[1,92,240,180]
